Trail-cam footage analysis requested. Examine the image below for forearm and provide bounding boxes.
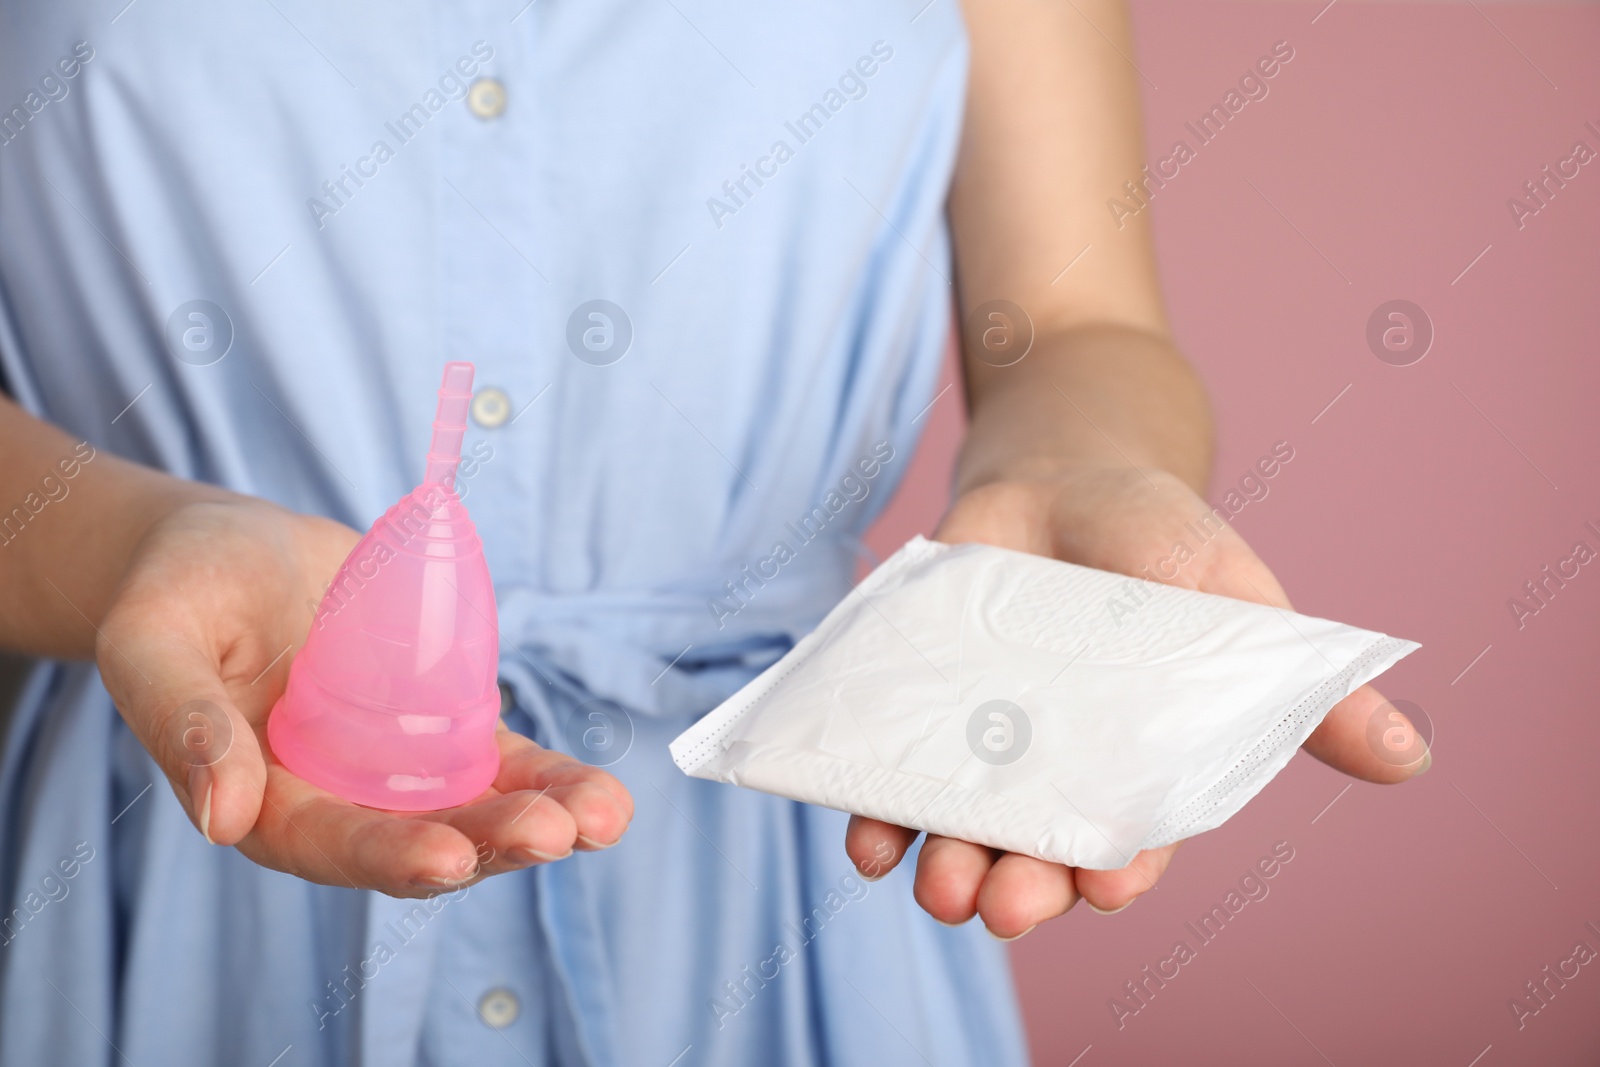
[0,396,228,659]
[955,323,1214,498]
[947,0,1213,503]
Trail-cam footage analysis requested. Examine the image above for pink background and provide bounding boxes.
[864,2,1600,1064]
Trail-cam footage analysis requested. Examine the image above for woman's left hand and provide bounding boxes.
[843,465,1429,939]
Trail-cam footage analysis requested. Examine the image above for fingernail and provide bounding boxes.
[188,764,214,845]
[1413,749,1433,777]
[1088,899,1134,916]
[413,864,480,890]
[510,847,572,866]
[410,875,462,891]
[988,924,1037,942]
[574,834,616,851]
[858,866,886,882]
[931,916,968,928]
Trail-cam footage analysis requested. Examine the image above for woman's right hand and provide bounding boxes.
[95,497,633,897]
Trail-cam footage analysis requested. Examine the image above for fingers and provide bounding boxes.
[427,731,632,870]
[243,771,483,895]
[975,854,1078,938]
[1304,683,1430,784]
[1075,843,1179,914]
[914,838,1081,938]
[425,788,579,872]
[97,628,267,847]
[491,726,633,849]
[845,816,918,880]
[210,730,628,893]
[402,729,638,886]
[913,836,995,924]
[894,842,1179,934]
[883,832,1179,938]
[230,724,638,897]
[116,651,635,895]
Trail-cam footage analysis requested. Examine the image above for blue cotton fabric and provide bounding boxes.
[0,2,1029,1064]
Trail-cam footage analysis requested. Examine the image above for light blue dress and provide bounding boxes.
[0,2,1029,1064]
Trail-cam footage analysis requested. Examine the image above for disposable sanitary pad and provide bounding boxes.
[671,536,1418,869]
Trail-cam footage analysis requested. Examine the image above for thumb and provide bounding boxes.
[1303,683,1430,785]
[97,630,268,845]
[1198,556,1429,784]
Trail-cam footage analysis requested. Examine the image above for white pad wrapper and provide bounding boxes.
[671,536,1418,869]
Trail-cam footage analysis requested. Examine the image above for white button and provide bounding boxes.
[477,987,519,1029]
[470,386,511,428]
[467,78,507,119]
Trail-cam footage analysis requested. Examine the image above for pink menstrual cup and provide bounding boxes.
[268,362,502,810]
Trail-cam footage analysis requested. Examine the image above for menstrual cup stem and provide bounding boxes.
[424,362,474,487]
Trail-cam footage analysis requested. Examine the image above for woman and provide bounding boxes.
[0,0,1423,1063]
